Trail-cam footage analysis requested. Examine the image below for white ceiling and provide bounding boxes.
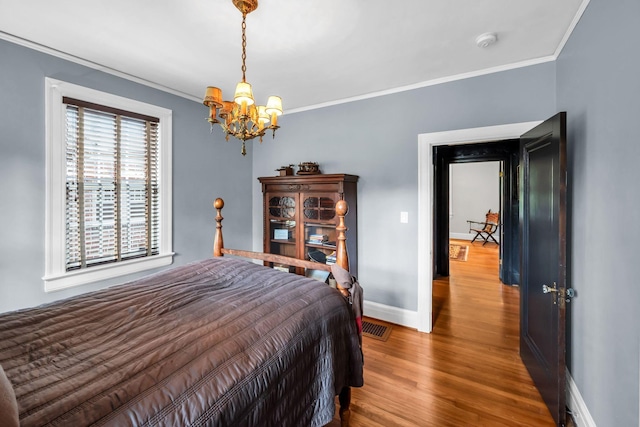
[0,0,587,112]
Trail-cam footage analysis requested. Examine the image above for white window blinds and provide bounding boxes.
[64,97,160,271]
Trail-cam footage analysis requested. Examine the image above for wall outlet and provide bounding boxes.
[400,211,409,223]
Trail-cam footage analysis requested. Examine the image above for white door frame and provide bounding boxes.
[416,121,541,333]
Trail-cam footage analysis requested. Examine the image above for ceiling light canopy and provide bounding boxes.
[203,0,283,156]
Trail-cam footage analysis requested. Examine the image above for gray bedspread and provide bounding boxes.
[0,258,363,426]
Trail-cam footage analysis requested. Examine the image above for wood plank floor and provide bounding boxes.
[328,239,555,426]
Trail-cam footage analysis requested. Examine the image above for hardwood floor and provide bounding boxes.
[329,239,555,426]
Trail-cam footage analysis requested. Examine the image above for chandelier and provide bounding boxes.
[203,0,283,156]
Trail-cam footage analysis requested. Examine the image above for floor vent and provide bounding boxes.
[362,320,392,342]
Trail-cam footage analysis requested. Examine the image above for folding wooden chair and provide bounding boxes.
[467,210,500,245]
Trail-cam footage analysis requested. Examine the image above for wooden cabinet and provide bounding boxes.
[258,174,358,277]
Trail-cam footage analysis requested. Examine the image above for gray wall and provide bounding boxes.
[556,0,640,425]
[3,0,638,423]
[251,63,556,312]
[0,38,253,313]
[450,162,500,238]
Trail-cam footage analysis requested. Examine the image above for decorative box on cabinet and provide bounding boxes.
[258,174,358,278]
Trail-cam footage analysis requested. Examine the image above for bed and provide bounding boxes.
[0,199,363,427]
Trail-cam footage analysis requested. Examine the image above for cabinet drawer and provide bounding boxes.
[263,182,341,193]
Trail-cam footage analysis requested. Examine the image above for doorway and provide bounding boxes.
[432,140,519,284]
[433,161,503,326]
[417,121,542,333]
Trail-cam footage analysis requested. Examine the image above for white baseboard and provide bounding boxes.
[363,300,419,330]
[567,369,597,427]
[450,232,474,241]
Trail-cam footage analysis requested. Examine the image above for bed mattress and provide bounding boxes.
[0,258,363,426]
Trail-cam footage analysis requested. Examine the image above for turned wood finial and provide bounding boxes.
[335,199,349,274]
[214,198,224,210]
[213,198,225,257]
[335,199,348,217]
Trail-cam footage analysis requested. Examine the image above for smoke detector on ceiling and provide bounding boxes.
[476,32,498,48]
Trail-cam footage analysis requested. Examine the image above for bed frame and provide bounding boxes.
[212,197,354,427]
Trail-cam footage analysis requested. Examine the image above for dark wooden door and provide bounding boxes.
[519,112,567,426]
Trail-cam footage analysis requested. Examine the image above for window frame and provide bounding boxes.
[44,78,173,292]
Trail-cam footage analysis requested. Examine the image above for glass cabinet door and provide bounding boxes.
[302,194,339,266]
[266,194,298,272]
[302,195,337,222]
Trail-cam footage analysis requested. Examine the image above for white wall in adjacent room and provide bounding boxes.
[449,161,500,240]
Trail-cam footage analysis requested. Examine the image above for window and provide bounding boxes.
[44,78,173,291]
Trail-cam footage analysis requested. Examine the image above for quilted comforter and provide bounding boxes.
[0,258,363,426]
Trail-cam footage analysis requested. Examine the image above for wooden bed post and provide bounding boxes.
[339,386,352,427]
[213,198,224,257]
[334,200,349,272]
[212,197,354,426]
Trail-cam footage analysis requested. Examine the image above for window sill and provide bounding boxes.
[42,253,175,292]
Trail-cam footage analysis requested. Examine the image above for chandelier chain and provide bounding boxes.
[241,13,247,82]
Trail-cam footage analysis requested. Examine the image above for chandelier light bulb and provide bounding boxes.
[234,82,255,106]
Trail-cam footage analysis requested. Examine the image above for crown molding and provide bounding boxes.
[2,0,590,113]
[554,0,591,58]
[288,0,591,114]
[0,31,201,103]
[287,56,557,114]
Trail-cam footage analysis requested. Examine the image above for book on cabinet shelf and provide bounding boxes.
[307,234,328,244]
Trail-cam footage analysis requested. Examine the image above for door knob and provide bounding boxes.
[542,283,575,307]
[542,282,558,305]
